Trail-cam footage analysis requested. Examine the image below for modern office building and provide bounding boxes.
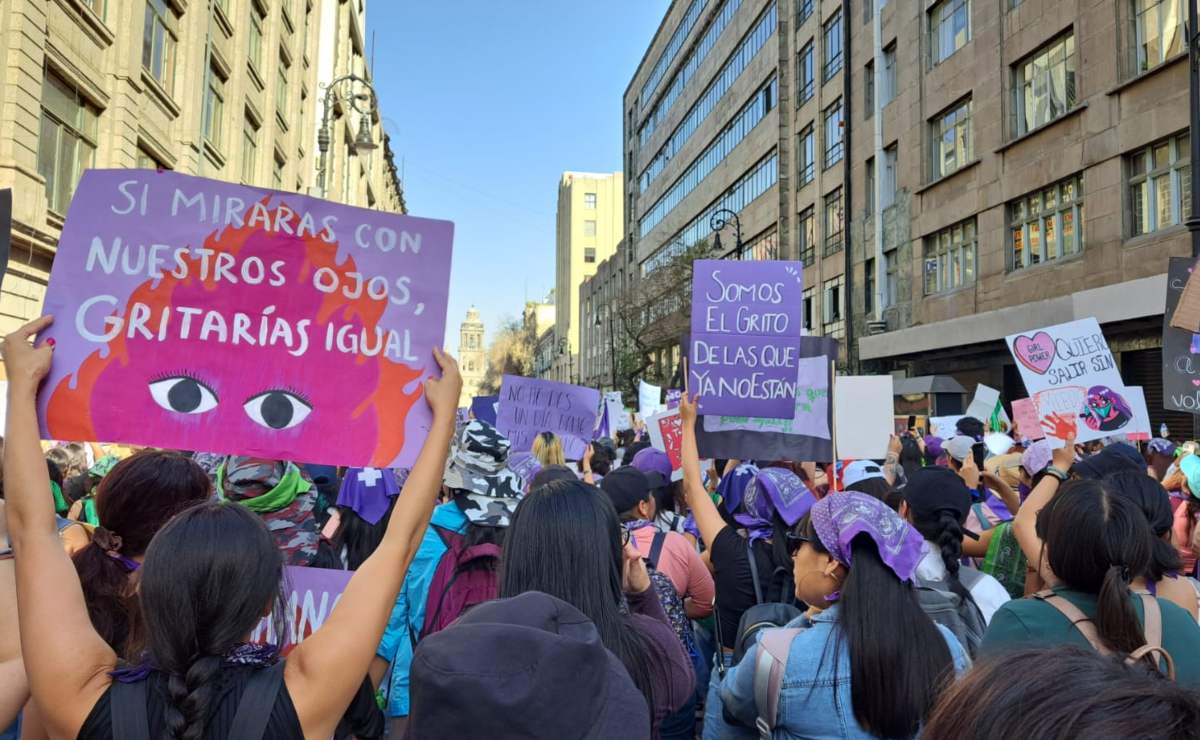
[0,0,404,336]
[553,171,623,383]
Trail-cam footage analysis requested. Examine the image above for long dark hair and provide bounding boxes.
[1036,480,1154,658]
[798,515,954,737]
[1104,471,1183,583]
[924,647,1200,739]
[500,480,658,723]
[329,496,397,570]
[140,502,286,740]
[907,506,974,606]
[73,451,211,656]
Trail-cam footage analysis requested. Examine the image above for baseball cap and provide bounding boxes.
[842,460,885,488]
[903,467,972,525]
[631,447,672,485]
[1180,455,1200,499]
[1021,440,1054,477]
[600,466,653,515]
[944,435,975,463]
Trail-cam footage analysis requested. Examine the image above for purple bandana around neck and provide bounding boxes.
[111,642,279,683]
[809,492,925,600]
[337,467,401,525]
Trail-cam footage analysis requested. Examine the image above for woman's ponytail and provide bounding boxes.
[932,510,973,601]
[163,655,223,740]
[72,529,139,655]
[1095,563,1148,658]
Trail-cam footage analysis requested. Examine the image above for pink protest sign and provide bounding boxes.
[37,170,453,467]
[1011,398,1045,441]
[251,566,353,654]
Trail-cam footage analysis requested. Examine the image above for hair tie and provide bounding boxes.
[1119,565,1132,583]
[93,527,140,572]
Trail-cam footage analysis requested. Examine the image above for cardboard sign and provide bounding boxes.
[645,409,683,481]
[37,170,453,467]
[696,336,838,461]
[250,566,353,654]
[1163,257,1200,414]
[689,259,805,418]
[638,379,663,417]
[470,394,499,426]
[833,376,894,460]
[495,375,600,460]
[1122,386,1153,439]
[1011,398,1045,441]
[1006,318,1129,443]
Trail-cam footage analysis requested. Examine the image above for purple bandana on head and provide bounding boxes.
[809,492,925,599]
[337,467,401,526]
[734,467,815,542]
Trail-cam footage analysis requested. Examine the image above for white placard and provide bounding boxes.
[833,376,894,460]
[638,379,663,418]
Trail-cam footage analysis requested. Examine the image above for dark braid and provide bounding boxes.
[164,655,223,740]
[931,510,974,603]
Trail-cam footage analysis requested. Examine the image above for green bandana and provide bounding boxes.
[81,496,99,526]
[217,462,312,514]
[51,481,68,516]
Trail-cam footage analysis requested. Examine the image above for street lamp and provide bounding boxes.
[710,208,743,257]
[1188,0,1200,258]
[315,75,378,199]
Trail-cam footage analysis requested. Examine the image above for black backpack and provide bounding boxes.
[914,567,988,657]
[730,540,802,666]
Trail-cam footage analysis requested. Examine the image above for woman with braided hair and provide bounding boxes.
[901,466,1011,624]
[2,316,462,739]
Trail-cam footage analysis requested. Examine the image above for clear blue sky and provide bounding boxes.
[368,1,668,351]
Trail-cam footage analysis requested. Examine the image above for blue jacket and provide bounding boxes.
[376,502,467,717]
[719,606,969,739]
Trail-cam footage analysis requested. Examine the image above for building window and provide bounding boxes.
[923,218,977,294]
[142,0,177,89]
[865,61,875,118]
[881,44,897,106]
[823,11,844,81]
[242,113,259,184]
[584,220,597,238]
[802,287,815,331]
[797,42,815,105]
[38,71,98,215]
[864,257,875,313]
[865,157,875,213]
[824,99,844,168]
[822,275,845,338]
[931,98,972,179]
[799,206,816,266]
[272,153,284,190]
[824,188,844,255]
[882,144,898,208]
[136,147,164,170]
[1134,0,1184,73]
[1009,174,1084,269]
[799,0,814,23]
[584,192,597,208]
[864,0,873,22]
[930,0,971,65]
[249,2,265,73]
[276,54,290,124]
[1128,132,1191,236]
[585,247,597,263]
[82,0,106,17]
[1015,32,1077,136]
[798,124,815,185]
[202,59,226,151]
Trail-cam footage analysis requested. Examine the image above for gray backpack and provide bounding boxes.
[914,567,987,657]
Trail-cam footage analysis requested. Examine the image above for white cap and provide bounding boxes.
[944,435,976,462]
[843,460,886,488]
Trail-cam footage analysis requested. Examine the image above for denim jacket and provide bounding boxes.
[719,605,969,739]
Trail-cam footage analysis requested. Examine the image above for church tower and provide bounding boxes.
[458,306,486,408]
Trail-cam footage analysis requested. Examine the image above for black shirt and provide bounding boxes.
[709,525,795,649]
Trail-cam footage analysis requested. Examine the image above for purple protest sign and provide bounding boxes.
[251,566,353,655]
[495,375,601,460]
[666,389,682,410]
[37,170,452,467]
[470,394,499,426]
[689,260,804,419]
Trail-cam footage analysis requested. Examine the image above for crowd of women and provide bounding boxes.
[3,314,1200,738]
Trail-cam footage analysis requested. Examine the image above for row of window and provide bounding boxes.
[640,0,708,108]
[638,0,743,146]
[795,185,844,264]
[638,2,774,193]
[641,152,779,275]
[639,77,777,238]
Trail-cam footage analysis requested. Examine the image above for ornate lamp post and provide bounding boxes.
[315,74,378,199]
[709,208,743,257]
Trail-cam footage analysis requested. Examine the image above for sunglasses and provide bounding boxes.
[621,527,632,547]
[786,531,809,556]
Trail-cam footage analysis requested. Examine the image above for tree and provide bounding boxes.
[478,315,532,394]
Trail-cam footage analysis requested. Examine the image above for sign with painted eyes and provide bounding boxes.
[37,169,454,468]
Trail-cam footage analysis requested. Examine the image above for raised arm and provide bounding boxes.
[287,348,460,739]
[2,316,117,739]
[679,393,727,549]
[1012,430,1074,571]
[981,469,1021,517]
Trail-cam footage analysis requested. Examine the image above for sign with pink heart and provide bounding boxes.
[1006,318,1133,444]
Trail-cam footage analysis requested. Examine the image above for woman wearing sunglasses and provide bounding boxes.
[720,492,969,739]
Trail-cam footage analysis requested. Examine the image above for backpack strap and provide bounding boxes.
[109,679,151,740]
[648,531,667,570]
[1130,594,1176,679]
[228,662,286,740]
[1030,590,1111,655]
[752,628,802,740]
[747,540,764,605]
[971,503,994,532]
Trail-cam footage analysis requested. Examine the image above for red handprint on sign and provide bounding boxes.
[1041,412,1077,441]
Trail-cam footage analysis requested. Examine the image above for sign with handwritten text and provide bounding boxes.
[37,170,453,468]
[250,566,353,655]
[689,259,804,419]
[496,375,600,460]
[1010,398,1045,441]
[1163,257,1200,414]
[1007,318,1131,443]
